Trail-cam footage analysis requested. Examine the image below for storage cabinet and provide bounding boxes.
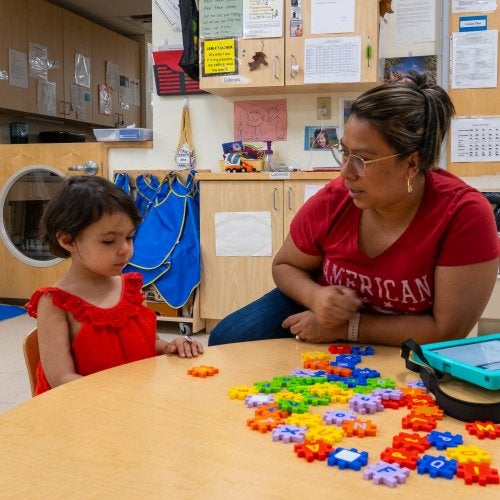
[198,0,379,96]
[0,0,28,113]
[1,0,141,126]
[197,172,338,324]
[26,0,64,117]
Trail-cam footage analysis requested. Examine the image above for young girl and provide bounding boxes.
[26,176,203,395]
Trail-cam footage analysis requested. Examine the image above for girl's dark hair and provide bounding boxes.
[349,71,455,171]
[42,176,141,258]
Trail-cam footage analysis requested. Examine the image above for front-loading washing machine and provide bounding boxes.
[0,143,107,299]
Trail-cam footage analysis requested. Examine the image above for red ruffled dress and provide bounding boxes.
[26,272,157,395]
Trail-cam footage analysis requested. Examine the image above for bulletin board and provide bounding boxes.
[448,6,500,176]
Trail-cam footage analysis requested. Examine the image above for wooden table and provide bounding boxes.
[1,340,498,499]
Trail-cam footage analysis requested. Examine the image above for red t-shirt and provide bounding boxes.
[290,169,499,315]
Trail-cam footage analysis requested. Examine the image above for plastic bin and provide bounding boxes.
[93,128,153,142]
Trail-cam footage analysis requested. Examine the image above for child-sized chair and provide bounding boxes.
[23,328,39,397]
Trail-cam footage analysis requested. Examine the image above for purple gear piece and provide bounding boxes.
[271,424,308,443]
[407,380,427,390]
[372,388,404,401]
[289,369,319,378]
[427,431,463,450]
[417,454,458,479]
[348,394,384,415]
[323,409,357,426]
[327,447,369,471]
[245,393,275,408]
[363,460,411,487]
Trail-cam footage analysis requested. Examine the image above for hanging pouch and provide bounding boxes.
[401,338,500,422]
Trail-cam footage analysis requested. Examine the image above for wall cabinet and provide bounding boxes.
[1,0,141,126]
[199,0,379,96]
[197,172,338,324]
[0,0,28,113]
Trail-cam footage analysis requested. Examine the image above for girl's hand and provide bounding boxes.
[311,285,362,327]
[163,336,204,358]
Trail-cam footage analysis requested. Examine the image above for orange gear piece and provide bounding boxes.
[410,404,444,420]
[247,414,286,433]
[187,365,219,378]
[303,358,330,370]
[342,419,377,437]
[324,365,352,377]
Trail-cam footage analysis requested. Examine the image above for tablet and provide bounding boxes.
[413,333,500,390]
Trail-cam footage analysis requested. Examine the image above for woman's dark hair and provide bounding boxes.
[42,176,141,258]
[349,71,455,171]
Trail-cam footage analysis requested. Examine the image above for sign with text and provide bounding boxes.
[201,39,238,76]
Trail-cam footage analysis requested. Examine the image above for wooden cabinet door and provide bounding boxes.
[284,0,379,88]
[62,10,93,122]
[26,0,64,117]
[199,37,284,94]
[0,0,28,113]
[116,35,141,127]
[283,179,333,232]
[91,24,120,127]
[199,180,284,320]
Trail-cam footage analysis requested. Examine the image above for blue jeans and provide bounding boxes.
[208,288,306,345]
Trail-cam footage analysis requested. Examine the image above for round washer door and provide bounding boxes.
[0,166,64,267]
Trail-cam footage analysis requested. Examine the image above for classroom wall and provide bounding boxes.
[109,1,444,173]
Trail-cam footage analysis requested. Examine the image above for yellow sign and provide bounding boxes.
[202,39,238,76]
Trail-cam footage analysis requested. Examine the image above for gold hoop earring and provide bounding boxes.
[407,178,413,195]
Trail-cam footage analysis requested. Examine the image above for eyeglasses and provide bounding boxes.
[331,144,401,177]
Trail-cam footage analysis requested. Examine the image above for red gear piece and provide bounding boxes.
[457,463,500,486]
[401,413,437,432]
[392,432,430,453]
[380,447,420,470]
[247,414,286,433]
[381,398,407,410]
[187,365,219,378]
[294,440,333,462]
[465,421,500,440]
[328,344,352,354]
[342,419,377,437]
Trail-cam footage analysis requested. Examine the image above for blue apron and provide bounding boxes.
[124,170,200,309]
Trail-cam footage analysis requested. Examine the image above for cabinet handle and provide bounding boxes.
[57,100,68,115]
[273,187,278,210]
[274,56,280,80]
[288,187,293,210]
[289,55,299,78]
[65,101,71,116]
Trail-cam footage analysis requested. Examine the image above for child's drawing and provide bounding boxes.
[234,99,287,141]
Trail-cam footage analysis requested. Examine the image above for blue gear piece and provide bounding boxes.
[427,431,463,450]
[350,345,375,355]
[353,367,380,379]
[341,376,367,388]
[417,454,458,479]
[407,380,427,390]
[327,447,369,471]
[335,354,362,366]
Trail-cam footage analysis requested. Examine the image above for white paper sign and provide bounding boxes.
[215,211,272,256]
[311,0,355,35]
[451,117,500,162]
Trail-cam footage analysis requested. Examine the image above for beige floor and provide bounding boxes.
[0,313,209,415]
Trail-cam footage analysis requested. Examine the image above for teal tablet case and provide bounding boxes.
[412,333,500,390]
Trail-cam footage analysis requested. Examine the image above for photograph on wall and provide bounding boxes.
[304,126,338,150]
[338,97,355,139]
[384,55,437,84]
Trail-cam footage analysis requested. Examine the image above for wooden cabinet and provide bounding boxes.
[199,0,379,96]
[285,0,379,92]
[197,172,337,323]
[1,0,141,126]
[26,0,64,117]
[62,10,94,123]
[0,0,28,113]
[115,35,141,127]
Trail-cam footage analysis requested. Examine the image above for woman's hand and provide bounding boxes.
[162,336,204,358]
[282,310,347,343]
[311,285,362,328]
